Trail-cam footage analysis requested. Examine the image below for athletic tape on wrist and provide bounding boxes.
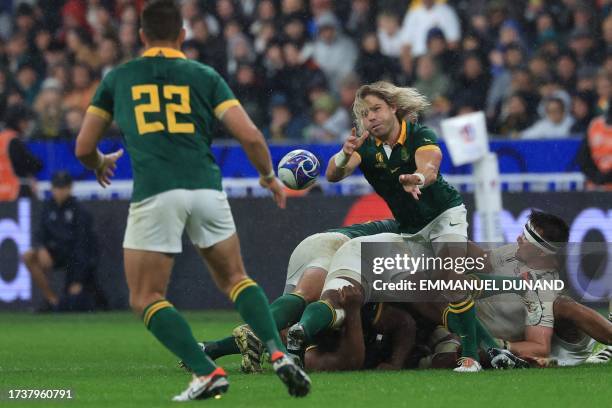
[334,150,350,168]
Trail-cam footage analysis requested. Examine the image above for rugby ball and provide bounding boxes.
[277,149,320,190]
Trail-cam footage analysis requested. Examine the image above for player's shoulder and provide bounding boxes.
[410,122,438,143]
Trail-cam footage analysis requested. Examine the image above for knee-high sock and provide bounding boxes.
[231,278,286,355]
[270,293,307,330]
[298,300,335,343]
[144,299,216,376]
[444,298,479,361]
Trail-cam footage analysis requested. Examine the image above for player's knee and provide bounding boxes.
[129,293,162,315]
[218,273,249,296]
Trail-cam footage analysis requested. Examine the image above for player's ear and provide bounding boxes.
[138,29,147,46]
[177,28,186,46]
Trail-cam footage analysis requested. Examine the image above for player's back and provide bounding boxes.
[90,48,239,202]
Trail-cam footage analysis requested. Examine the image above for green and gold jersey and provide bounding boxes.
[355,120,463,234]
[327,219,399,239]
[88,47,240,202]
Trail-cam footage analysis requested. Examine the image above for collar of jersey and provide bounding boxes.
[375,120,407,147]
[142,47,186,59]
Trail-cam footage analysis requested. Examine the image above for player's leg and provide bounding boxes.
[198,234,310,396]
[554,296,612,345]
[125,249,220,376]
[23,247,58,306]
[123,190,228,401]
[188,189,309,396]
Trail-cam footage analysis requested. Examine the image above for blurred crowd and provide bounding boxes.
[1,0,612,145]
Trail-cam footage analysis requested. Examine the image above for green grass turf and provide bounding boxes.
[0,311,610,408]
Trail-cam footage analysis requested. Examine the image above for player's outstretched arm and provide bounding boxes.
[399,146,442,200]
[326,127,366,182]
[375,305,416,370]
[75,112,124,188]
[221,105,286,208]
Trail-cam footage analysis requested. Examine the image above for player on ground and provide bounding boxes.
[74,0,309,400]
[195,219,399,372]
[298,81,498,372]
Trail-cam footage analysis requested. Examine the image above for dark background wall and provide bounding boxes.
[1,192,610,310]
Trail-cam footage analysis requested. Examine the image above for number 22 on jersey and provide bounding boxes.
[131,84,195,135]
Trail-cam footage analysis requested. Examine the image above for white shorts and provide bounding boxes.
[123,189,236,253]
[324,232,407,302]
[284,232,350,293]
[401,204,468,256]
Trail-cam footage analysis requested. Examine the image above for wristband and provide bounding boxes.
[413,172,425,186]
[260,169,275,181]
[334,150,350,168]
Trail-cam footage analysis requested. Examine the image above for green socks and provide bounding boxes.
[444,299,479,361]
[231,278,286,354]
[144,299,216,376]
[270,293,307,330]
[298,300,335,343]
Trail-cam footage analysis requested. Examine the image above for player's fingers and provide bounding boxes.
[112,148,124,160]
[358,129,369,141]
[350,127,356,138]
[276,190,286,209]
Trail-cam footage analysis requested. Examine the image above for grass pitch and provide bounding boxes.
[1,312,610,408]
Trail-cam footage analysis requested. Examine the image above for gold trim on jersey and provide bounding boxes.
[142,47,187,59]
[87,105,112,121]
[448,300,475,314]
[214,99,241,119]
[415,145,441,153]
[375,120,406,147]
[319,300,336,327]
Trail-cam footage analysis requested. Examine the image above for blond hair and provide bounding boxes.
[352,81,430,132]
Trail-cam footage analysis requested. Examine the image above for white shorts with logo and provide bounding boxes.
[123,189,236,253]
[401,204,468,256]
[283,232,350,293]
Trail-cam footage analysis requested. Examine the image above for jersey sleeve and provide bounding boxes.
[413,126,440,151]
[87,73,114,121]
[209,69,240,120]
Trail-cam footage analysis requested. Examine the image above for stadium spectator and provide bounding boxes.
[377,10,403,58]
[555,51,578,95]
[425,27,461,79]
[522,96,575,139]
[413,54,450,111]
[98,35,122,78]
[486,43,525,119]
[62,62,98,112]
[345,0,375,38]
[23,171,101,312]
[394,45,415,87]
[355,31,396,85]
[33,77,64,140]
[302,11,357,93]
[400,0,461,57]
[450,53,490,112]
[263,93,308,140]
[14,62,40,105]
[0,104,42,200]
[324,73,360,141]
[492,92,537,138]
[570,91,597,134]
[304,93,337,142]
[231,63,268,129]
[580,107,612,189]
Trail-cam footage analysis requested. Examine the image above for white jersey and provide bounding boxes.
[476,244,561,341]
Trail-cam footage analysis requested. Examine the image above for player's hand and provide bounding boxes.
[95,149,124,188]
[339,285,363,310]
[68,282,83,295]
[342,127,369,156]
[398,174,423,200]
[259,176,286,209]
